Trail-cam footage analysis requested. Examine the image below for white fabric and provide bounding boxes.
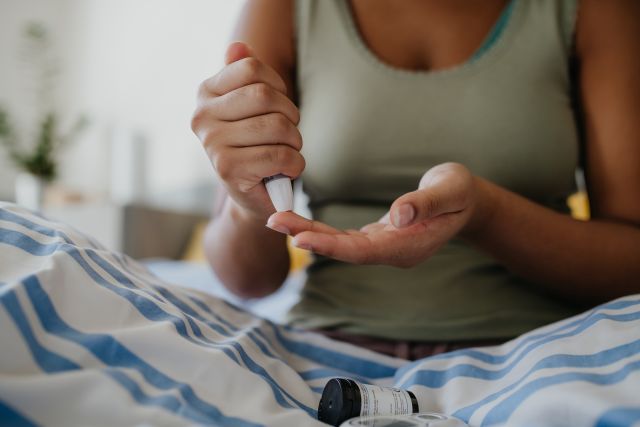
[1,202,639,427]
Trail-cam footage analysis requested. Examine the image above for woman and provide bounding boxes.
[191,0,640,360]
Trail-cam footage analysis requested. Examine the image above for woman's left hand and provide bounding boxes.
[266,162,486,267]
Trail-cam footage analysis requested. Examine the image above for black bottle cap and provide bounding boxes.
[408,390,420,414]
[317,378,361,426]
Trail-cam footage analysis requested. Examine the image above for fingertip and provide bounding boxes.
[267,211,309,235]
[266,211,283,224]
[391,203,416,228]
[291,235,312,251]
[268,210,297,223]
[378,212,390,224]
[225,41,253,65]
[265,221,290,235]
[266,211,289,227]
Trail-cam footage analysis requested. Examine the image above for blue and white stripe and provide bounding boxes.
[1,202,638,427]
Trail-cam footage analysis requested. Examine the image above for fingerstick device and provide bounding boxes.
[264,174,293,212]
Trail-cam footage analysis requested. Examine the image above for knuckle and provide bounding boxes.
[198,73,222,97]
[275,145,294,165]
[251,113,287,138]
[267,147,282,165]
[291,128,303,150]
[196,79,210,98]
[190,107,205,134]
[213,151,233,181]
[422,196,439,217]
[266,113,293,143]
[241,57,262,79]
[251,83,273,106]
[191,103,223,140]
[291,106,301,125]
[429,196,440,214]
[271,113,291,135]
[294,153,306,175]
[201,122,224,147]
[255,146,281,166]
[246,115,268,134]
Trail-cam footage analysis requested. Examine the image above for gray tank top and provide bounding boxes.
[288,0,582,340]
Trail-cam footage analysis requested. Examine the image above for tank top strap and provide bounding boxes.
[516,0,579,57]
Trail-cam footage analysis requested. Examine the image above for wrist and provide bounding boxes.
[224,196,270,228]
[461,176,499,241]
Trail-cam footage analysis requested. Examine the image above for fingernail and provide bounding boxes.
[393,204,415,228]
[293,238,312,251]
[266,220,290,235]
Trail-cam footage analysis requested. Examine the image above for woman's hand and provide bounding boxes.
[267,163,484,267]
[191,42,305,221]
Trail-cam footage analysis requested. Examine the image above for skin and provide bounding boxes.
[192,0,640,303]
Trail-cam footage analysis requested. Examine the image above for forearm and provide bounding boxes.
[465,177,640,303]
[205,197,290,298]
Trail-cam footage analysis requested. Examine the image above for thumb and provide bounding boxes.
[389,165,473,228]
[389,189,446,228]
[225,41,254,65]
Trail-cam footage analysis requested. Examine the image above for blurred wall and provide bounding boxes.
[0,0,243,203]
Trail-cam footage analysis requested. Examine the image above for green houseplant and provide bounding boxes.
[0,22,86,210]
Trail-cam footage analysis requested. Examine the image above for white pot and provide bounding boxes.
[15,172,45,211]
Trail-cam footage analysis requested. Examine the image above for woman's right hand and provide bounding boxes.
[191,42,304,221]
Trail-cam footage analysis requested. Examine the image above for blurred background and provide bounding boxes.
[0,0,244,257]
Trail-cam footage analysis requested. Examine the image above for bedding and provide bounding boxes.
[0,202,639,427]
[143,259,305,324]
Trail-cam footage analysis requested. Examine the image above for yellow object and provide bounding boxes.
[181,221,208,262]
[288,235,312,271]
[568,191,590,221]
[182,221,312,271]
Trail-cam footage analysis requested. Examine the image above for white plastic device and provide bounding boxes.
[264,174,293,212]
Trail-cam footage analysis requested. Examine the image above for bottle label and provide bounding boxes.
[356,383,415,417]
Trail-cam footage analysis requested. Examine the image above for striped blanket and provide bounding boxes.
[0,202,638,427]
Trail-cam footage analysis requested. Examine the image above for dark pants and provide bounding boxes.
[315,329,507,361]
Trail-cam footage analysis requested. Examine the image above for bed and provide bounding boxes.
[1,202,639,426]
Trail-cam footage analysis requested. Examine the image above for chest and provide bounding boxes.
[349,0,510,72]
[297,0,579,210]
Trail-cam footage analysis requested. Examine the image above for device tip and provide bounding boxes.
[265,175,293,212]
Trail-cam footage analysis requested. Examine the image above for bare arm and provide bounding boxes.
[464,0,640,302]
[198,0,297,298]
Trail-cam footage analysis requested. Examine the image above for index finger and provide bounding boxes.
[292,231,376,264]
[267,211,343,236]
[201,57,288,98]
